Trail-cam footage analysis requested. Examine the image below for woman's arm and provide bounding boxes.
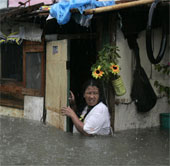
[61,106,90,136]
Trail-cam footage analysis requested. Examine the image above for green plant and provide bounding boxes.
[91,44,121,82]
[154,63,170,103]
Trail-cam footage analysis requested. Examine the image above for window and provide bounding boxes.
[0,40,45,109]
[25,52,42,90]
[23,40,45,97]
[1,43,23,82]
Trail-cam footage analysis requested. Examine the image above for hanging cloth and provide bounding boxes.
[0,31,6,44]
[128,36,157,112]
[0,31,22,45]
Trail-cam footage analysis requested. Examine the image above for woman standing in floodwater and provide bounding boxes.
[61,79,111,136]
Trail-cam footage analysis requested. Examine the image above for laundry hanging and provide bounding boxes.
[0,31,22,45]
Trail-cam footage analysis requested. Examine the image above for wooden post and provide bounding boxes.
[96,13,117,131]
[84,0,154,15]
[108,13,117,132]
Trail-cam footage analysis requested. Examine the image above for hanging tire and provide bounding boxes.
[146,0,167,64]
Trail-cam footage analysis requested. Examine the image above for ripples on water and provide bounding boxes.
[0,116,169,165]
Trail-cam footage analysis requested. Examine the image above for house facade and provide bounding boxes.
[0,0,169,132]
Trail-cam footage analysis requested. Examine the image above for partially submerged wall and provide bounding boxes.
[115,28,169,131]
[0,106,23,118]
[0,96,44,120]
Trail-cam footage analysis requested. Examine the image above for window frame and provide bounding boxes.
[0,40,45,109]
[22,40,45,97]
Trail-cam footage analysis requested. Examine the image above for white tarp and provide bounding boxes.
[0,22,43,44]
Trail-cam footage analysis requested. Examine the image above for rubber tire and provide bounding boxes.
[146,0,167,64]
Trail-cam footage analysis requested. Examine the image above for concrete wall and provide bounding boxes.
[0,96,44,121]
[115,28,169,131]
[24,96,44,121]
[0,106,24,118]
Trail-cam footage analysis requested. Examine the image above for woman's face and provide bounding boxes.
[84,85,100,106]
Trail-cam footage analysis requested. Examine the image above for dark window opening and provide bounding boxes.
[1,43,23,82]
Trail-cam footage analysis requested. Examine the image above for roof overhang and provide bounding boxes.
[0,0,169,23]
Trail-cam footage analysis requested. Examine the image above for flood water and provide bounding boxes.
[0,115,169,166]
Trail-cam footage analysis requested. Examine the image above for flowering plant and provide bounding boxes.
[154,62,170,103]
[91,44,121,82]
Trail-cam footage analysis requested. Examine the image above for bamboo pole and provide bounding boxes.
[84,0,154,15]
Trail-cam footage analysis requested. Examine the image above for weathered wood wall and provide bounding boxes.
[45,40,68,131]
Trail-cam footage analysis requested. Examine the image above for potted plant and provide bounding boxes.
[91,44,126,96]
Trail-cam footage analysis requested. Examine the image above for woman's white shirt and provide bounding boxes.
[73,102,111,135]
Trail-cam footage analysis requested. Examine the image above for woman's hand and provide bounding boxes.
[69,91,75,105]
[69,91,77,112]
[61,106,75,118]
[61,106,90,136]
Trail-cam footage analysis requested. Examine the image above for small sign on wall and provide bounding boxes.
[53,46,58,55]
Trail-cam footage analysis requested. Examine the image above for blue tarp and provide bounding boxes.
[50,0,115,26]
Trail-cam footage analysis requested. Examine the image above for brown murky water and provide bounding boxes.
[0,115,169,166]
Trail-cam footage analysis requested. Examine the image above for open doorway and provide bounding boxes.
[69,38,97,132]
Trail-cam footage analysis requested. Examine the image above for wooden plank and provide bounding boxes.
[45,33,96,41]
[22,88,42,96]
[0,90,24,109]
[23,45,44,52]
[0,84,23,95]
[0,98,24,109]
[24,40,43,45]
[23,40,44,52]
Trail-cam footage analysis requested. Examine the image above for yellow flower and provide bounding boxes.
[110,63,119,74]
[92,65,104,79]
